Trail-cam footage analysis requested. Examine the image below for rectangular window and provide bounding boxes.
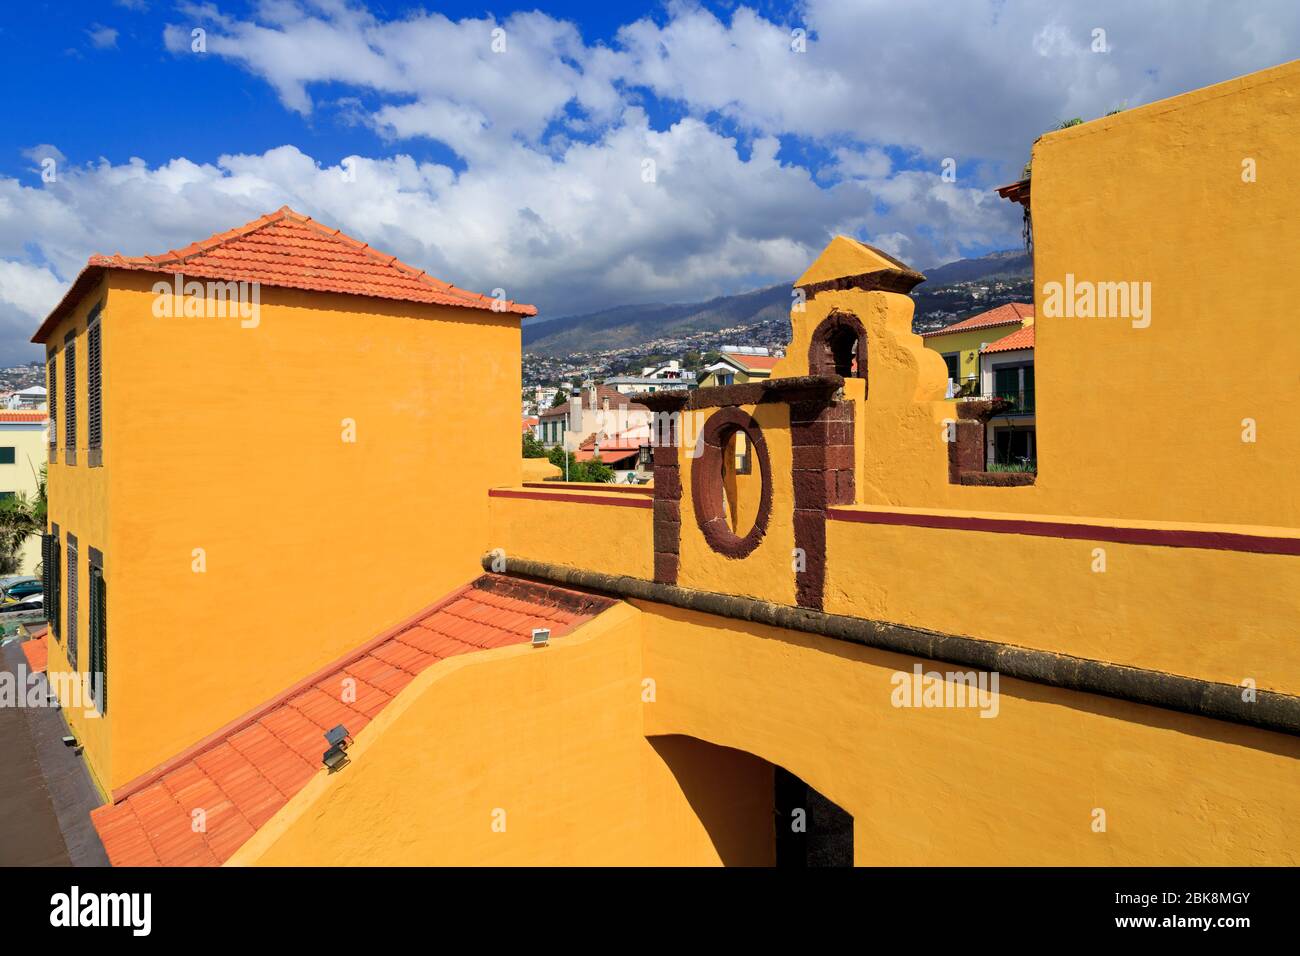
[0,447,14,465]
[66,533,78,668]
[0,492,14,501]
[87,305,103,467]
[88,548,106,715]
[63,331,76,465]
[47,524,61,640]
[47,352,57,452]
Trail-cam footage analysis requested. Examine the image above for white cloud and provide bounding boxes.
[87,25,120,50]
[3,0,1298,366]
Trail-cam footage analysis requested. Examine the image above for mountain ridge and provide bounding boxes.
[523,249,1032,356]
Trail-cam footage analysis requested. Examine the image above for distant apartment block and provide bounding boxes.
[604,359,694,395]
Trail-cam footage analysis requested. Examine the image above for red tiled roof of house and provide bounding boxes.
[89,575,613,867]
[982,324,1035,353]
[21,636,47,673]
[721,352,781,371]
[0,411,48,423]
[996,179,1031,206]
[920,302,1033,338]
[33,206,536,344]
[576,447,639,464]
[521,416,539,432]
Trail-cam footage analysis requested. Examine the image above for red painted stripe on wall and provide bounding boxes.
[490,488,653,509]
[826,507,1300,556]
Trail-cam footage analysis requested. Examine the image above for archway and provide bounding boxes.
[808,311,868,392]
[649,734,854,867]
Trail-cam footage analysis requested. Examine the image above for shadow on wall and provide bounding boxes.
[648,733,853,867]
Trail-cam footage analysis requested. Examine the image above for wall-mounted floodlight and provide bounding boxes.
[322,724,351,772]
[531,627,550,648]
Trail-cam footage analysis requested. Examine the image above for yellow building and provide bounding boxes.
[921,301,1033,394]
[0,410,49,574]
[33,207,535,800]
[33,61,1300,868]
[698,349,783,387]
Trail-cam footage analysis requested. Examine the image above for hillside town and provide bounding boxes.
[522,249,1038,483]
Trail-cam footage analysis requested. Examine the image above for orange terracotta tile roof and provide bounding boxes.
[920,302,1033,338]
[33,206,536,344]
[21,636,47,673]
[721,352,781,371]
[89,575,613,867]
[0,411,48,423]
[982,324,1035,353]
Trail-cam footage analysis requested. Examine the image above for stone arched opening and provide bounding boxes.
[808,311,867,392]
[690,407,773,559]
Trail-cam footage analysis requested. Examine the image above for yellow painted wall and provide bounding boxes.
[489,489,653,579]
[42,278,115,795]
[824,513,1300,693]
[231,603,775,866]
[46,269,524,792]
[677,403,796,605]
[520,457,560,481]
[236,594,1299,866]
[638,601,1300,865]
[1029,60,1300,526]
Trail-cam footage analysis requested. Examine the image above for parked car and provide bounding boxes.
[3,580,44,602]
[0,593,42,613]
[0,575,38,591]
[0,593,45,635]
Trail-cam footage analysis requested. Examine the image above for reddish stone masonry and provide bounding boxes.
[653,426,682,585]
[635,375,848,594]
[790,399,856,610]
[947,399,1036,487]
[690,407,774,560]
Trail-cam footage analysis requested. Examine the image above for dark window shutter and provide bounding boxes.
[88,314,102,455]
[47,355,57,450]
[63,333,76,458]
[51,535,61,640]
[88,566,106,715]
[41,533,51,611]
[66,540,77,668]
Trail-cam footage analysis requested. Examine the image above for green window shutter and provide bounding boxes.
[47,353,57,451]
[88,565,106,715]
[63,332,76,462]
[66,537,77,668]
[51,534,61,640]
[41,533,51,612]
[87,309,103,462]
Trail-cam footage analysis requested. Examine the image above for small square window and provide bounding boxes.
[0,448,13,465]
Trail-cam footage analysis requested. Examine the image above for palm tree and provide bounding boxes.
[0,463,46,575]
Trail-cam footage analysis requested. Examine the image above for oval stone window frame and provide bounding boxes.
[691,407,773,559]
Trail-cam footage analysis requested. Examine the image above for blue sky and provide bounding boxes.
[0,0,1296,365]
